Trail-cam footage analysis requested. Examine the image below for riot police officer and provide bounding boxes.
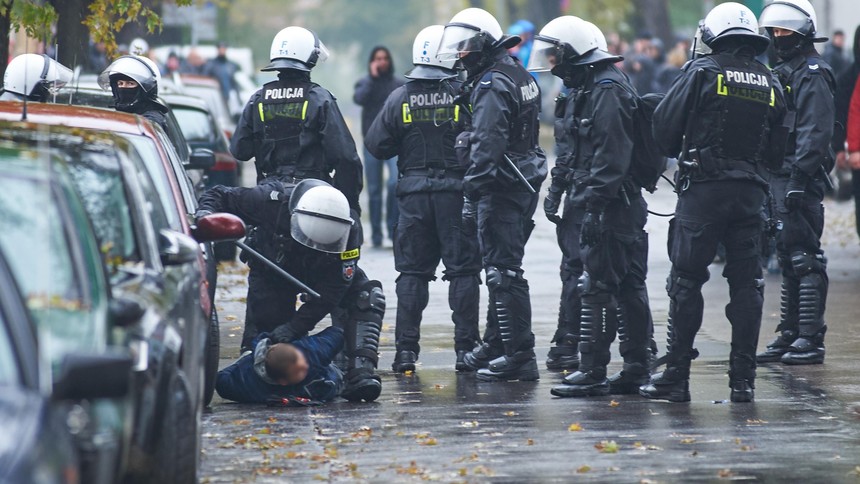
[230,26,363,212]
[0,54,72,102]
[438,8,547,381]
[364,25,482,373]
[196,179,384,402]
[231,27,364,354]
[98,55,170,130]
[641,3,786,402]
[526,17,655,397]
[756,0,834,366]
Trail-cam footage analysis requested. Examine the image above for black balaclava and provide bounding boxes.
[553,62,591,89]
[771,30,810,60]
[110,74,144,112]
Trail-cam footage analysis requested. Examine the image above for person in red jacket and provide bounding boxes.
[846,75,860,170]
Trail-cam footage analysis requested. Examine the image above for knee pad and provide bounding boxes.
[355,280,385,319]
[666,271,704,299]
[790,252,826,277]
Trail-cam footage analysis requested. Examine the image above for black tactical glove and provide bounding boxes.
[270,324,303,344]
[194,209,212,222]
[784,169,809,212]
[462,196,477,233]
[580,211,603,248]
[544,185,564,225]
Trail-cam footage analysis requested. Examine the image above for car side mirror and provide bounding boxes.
[186,148,216,170]
[53,352,132,400]
[192,213,246,243]
[109,296,146,328]
[159,229,200,266]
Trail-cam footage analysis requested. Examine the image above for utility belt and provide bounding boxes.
[400,167,465,179]
[268,165,331,184]
[680,146,757,179]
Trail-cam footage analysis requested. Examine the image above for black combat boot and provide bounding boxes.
[342,319,383,402]
[392,350,417,373]
[476,350,540,381]
[461,342,504,371]
[608,363,650,395]
[550,300,610,397]
[781,327,826,365]
[757,278,799,363]
[728,355,755,402]
[780,254,827,365]
[608,304,650,394]
[455,350,469,372]
[545,333,579,370]
[639,365,691,402]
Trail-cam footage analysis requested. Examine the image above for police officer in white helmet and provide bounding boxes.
[1,53,72,102]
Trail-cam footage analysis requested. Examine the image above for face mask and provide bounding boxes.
[560,65,589,88]
[458,52,484,79]
[116,87,140,106]
[773,32,803,59]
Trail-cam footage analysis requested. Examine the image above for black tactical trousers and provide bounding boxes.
[579,197,652,371]
[770,175,828,337]
[393,191,482,354]
[667,180,766,378]
[242,263,372,351]
[553,197,584,343]
[477,190,539,355]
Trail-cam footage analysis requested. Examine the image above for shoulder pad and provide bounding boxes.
[479,71,495,89]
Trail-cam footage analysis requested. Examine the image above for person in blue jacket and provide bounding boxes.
[216,326,345,404]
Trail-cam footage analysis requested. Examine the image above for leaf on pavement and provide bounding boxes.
[231,419,250,426]
[594,440,618,453]
[718,469,733,478]
[609,400,620,407]
[577,465,591,473]
[504,411,518,417]
[460,421,479,428]
[569,423,583,432]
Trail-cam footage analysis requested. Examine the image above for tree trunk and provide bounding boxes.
[0,0,13,82]
[50,0,90,68]
[631,0,673,48]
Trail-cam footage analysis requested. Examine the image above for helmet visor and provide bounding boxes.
[97,56,157,91]
[316,41,330,64]
[759,3,814,35]
[527,37,562,72]
[44,62,72,93]
[437,24,487,61]
[290,211,352,253]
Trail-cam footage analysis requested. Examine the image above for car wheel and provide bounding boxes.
[203,308,220,406]
[154,372,198,484]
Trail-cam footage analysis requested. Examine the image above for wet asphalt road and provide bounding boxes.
[201,171,860,482]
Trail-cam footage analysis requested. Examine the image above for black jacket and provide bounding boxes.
[772,48,835,178]
[461,51,547,198]
[197,180,362,333]
[354,72,405,137]
[231,71,363,213]
[557,64,637,211]
[364,78,466,195]
[654,47,787,185]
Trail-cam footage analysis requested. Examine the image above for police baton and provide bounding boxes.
[234,241,321,300]
[503,154,536,194]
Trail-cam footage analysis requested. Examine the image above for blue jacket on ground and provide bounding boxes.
[215,326,345,404]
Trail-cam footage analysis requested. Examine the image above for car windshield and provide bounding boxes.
[120,134,182,230]
[0,158,105,368]
[172,107,214,143]
[184,84,230,124]
[63,145,141,271]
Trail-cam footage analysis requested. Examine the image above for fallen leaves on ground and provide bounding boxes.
[395,461,424,476]
[527,438,535,446]
[231,419,250,426]
[569,423,583,432]
[609,400,620,407]
[680,438,696,444]
[577,465,591,473]
[594,440,619,453]
[718,468,734,478]
[504,411,518,417]
[460,421,479,428]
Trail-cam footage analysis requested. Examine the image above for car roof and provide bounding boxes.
[0,102,147,135]
[178,74,221,87]
[160,93,211,112]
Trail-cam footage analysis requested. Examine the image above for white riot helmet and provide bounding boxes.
[289,180,354,253]
[700,2,770,54]
[405,25,458,80]
[528,16,620,72]
[437,8,504,61]
[129,38,149,56]
[98,55,165,111]
[584,21,609,52]
[3,54,72,101]
[759,0,818,38]
[263,26,329,72]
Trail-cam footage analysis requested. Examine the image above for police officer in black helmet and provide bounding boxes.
[364,25,482,373]
[641,3,786,403]
[526,17,656,398]
[438,7,547,382]
[231,26,363,212]
[756,0,834,366]
[98,55,170,130]
[230,27,364,354]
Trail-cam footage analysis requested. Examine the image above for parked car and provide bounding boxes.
[0,152,133,484]
[0,101,225,405]
[0,121,243,482]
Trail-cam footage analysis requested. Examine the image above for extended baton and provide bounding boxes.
[503,154,536,194]
[234,241,321,300]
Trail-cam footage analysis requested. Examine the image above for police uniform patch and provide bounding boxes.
[341,248,359,260]
[342,260,356,281]
[270,190,280,201]
[479,72,494,89]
